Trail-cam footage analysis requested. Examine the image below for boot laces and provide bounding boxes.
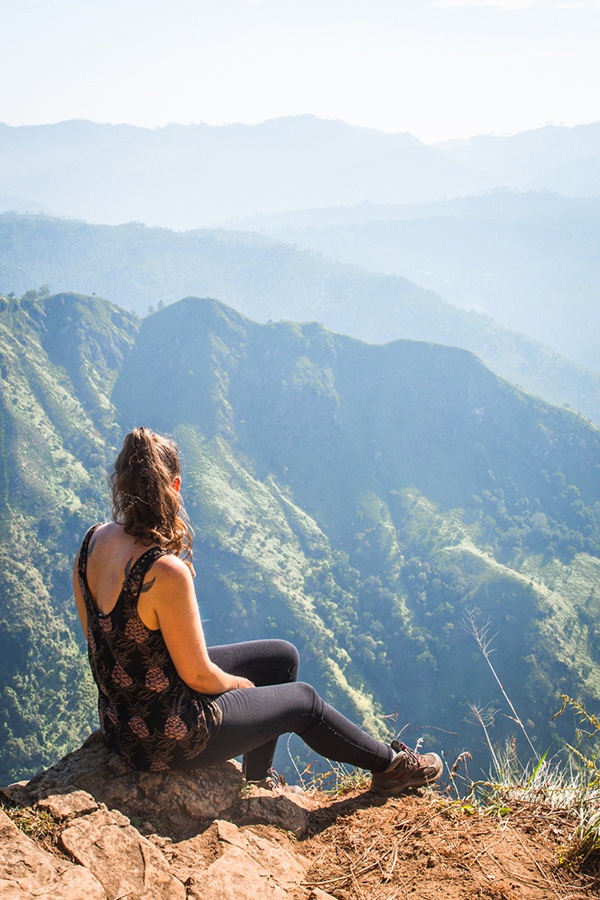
[401,743,423,767]
[391,741,423,769]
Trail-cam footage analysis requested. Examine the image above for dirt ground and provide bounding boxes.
[291,789,600,900]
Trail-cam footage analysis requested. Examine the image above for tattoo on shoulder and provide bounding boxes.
[123,557,157,591]
[139,577,156,593]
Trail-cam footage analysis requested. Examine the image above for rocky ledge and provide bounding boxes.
[0,731,329,900]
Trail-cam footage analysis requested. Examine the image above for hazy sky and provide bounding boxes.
[1,0,599,142]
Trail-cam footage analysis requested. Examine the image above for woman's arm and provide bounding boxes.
[73,554,88,638]
[148,555,254,694]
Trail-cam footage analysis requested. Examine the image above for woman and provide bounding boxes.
[73,427,442,792]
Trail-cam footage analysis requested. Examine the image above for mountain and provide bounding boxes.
[2,212,600,428]
[437,123,600,194]
[234,191,600,372]
[0,117,479,229]
[0,293,137,781]
[1,292,599,784]
[2,118,600,230]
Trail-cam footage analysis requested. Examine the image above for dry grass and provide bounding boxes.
[1,797,61,854]
[300,789,600,899]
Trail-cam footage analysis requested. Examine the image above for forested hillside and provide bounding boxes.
[0,293,137,781]
[1,212,599,427]
[247,192,600,371]
[1,292,599,784]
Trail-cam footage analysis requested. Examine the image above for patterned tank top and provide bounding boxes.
[77,524,221,772]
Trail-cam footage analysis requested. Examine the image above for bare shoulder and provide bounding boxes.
[148,553,193,585]
[142,554,195,622]
[87,521,121,550]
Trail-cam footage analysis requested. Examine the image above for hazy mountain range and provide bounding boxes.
[1,115,599,786]
[1,212,599,430]
[1,292,599,784]
[235,191,600,372]
[1,117,600,228]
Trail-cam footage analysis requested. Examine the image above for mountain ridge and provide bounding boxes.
[1,291,599,784]
[2,212,599,427]
[244,191,600,371]
[3,117,600,228]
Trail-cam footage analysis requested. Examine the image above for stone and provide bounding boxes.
[235,789,311,838]
[1,732,324,899]
[36,788,99,821]
[0,809,105,900]
[216,819,311,888]
[0,782,30,807]
[59,806,186,900]
[20,730,244,837]
[187,845,289,900]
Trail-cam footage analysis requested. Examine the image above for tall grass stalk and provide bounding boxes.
[465,607,540,761]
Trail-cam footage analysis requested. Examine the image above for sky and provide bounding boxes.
[1,0,599,143]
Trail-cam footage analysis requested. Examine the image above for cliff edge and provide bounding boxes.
[0,732,595,899]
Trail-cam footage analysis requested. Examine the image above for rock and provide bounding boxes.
[216,819,311,888]
[59,806,186,900]
[0,809,106,899]
[36,789,99,821]
[0,732,322,900]
[187,844,289,900]
[19,730,244,838]
[235,789,311,838]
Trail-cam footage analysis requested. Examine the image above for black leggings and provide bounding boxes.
[199,639,394,781]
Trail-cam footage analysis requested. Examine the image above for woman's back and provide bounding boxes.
[81,521,162,628]
[76,523,219,772]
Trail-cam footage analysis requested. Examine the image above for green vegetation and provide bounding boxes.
[0,292,599,785]
[0,293,134,780]
[1,211,600,427]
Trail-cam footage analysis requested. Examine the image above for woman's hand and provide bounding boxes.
[233,676,255,690]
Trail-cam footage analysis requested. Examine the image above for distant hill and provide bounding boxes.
[236,191,600,372]
[2,118,600,229]
[437,123,600,193]
[0,293,137,781]
[0,192,50,215]
[1,292,599,784]
[1,212,599,427]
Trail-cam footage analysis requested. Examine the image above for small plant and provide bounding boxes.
[553,694,600,781]
[0,798,60,848]
[464,608,539,761]
[446,749,473,799]
[462,616,600,874]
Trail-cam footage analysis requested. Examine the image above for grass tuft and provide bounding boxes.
[0,797,60,848]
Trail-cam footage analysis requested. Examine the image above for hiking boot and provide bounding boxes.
[370,742,443,794]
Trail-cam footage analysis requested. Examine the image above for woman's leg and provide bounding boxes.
[198,680,395,779]
[206,640,299,777]
[207,639,299,687]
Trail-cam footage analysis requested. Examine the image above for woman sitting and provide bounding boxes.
[73,427,442,792]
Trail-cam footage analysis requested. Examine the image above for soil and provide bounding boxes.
[292,789,600,899]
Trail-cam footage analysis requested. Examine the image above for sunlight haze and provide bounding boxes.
[1,0,598,141]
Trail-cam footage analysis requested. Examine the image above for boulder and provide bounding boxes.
[0,809,106,899]
[234,787,312,838]
[184,819,312,900]
[0,731,320,899]
[59,806,186,900]
[7,730,244,838]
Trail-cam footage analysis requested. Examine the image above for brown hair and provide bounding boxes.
[111,427,193,567]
